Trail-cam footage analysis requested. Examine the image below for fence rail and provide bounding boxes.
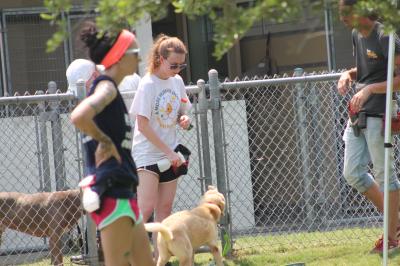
[0,70,394,264]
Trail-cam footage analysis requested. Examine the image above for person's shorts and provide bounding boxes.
[137,164,179,183]
[90,197,142,230]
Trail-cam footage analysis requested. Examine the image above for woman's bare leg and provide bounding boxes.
[137,170,160,261]
[100,216,154,266]
[129,222,155,266]
[137,170,159,222]
[153,179,178,260]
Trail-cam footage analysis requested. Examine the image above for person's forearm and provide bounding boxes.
[71,83,118,143]
[75,118,111,144]
[138,122,173,155]
[71,102,112,144]
[366,76,400,94]
[347,67,357,81]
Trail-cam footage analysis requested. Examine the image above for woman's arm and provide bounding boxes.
[177,84,192,129]
[136,115,181,166]
[178,115,191,129]
[71,81,121,166]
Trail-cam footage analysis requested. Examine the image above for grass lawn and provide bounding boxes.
[23,228,400,265]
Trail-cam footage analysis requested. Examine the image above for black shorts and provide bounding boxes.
[137,164,178,183]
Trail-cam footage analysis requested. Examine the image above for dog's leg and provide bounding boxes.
[156,256,171,266]
[176,249,193,266]
[155,238,172,266]
[208,243,223,266]
[178,256,192,266]
[169,235,193,266]
[49,231,64,266]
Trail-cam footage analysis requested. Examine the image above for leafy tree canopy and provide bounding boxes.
[42,0,400,60]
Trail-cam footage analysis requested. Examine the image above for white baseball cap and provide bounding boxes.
[66,59,96,94]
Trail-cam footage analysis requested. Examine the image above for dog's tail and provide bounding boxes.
[144,223,173,242]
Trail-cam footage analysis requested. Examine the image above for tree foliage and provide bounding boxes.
[355,1,400,33]
[42,0,400,60]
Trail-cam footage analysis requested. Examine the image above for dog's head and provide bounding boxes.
[200,185,225,221]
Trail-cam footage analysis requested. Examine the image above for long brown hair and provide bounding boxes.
[147,34,187,73]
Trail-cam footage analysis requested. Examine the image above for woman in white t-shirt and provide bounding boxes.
[130,35,191,256]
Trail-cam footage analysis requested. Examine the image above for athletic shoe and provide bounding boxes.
[370,236,400,254]
[70,250,104,265]
[70,254,89,265]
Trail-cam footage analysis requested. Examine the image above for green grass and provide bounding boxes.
[23,228,400,265]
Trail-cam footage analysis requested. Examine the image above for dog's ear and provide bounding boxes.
[207,204,222,221]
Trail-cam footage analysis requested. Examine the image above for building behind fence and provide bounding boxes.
[0,70,392,264]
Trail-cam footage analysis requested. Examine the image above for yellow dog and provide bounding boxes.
[145,186,225,266]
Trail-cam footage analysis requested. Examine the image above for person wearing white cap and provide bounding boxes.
[66,59,99,95]
[67,59,101,264]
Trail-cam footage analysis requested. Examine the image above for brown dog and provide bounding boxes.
[0,189,82,265]
[145,186,225,266]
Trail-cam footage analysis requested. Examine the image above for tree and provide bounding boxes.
[42,0,400,60]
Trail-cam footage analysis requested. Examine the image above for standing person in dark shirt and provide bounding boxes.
[71,22,154,266]
[338,0,400,253]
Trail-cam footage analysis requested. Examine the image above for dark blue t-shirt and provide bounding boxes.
[83,75,138,198]
[352,22,400,114]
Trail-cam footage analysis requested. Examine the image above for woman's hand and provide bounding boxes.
[166,151,183,167]
[178,115,191,129]
[95,137,121,167]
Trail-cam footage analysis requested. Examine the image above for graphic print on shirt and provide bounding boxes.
[366,49,378,59]
[154,88,180,129]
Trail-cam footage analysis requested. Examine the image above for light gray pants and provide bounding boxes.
[342,117,400,193]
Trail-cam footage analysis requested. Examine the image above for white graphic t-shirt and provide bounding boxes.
[130,73,191,167]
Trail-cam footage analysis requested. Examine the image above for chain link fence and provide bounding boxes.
[0,83,204,265]
[215,69,399,253]
[0,83,84,265]
[0,71,395,264]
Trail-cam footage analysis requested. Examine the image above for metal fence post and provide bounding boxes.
[197,79,213,191]
[34,111,44,192]
[294,68,314,228]
[37,90,52,192]
[309,77,327,225]
[208,69,231,256]
[74,80,86,183]
[48,81,67,191]
[76,79,87,100]
[75,79,99,265]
